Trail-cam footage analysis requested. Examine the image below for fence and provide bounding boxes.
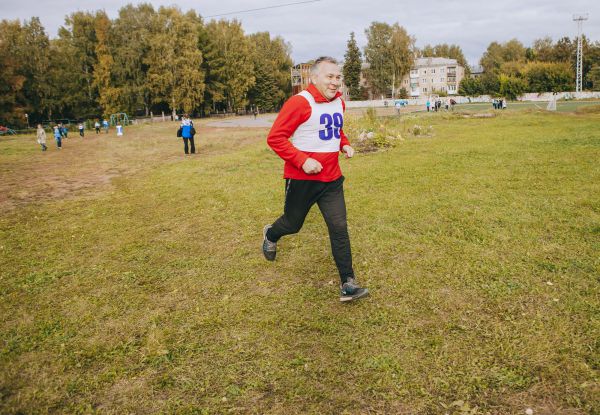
[344,91,600,108]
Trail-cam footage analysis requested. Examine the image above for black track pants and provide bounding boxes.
[266,176,354,283]
[183,137,195,154]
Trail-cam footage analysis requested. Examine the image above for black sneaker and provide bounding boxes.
[340,278,369,302]
[262,224,277,261]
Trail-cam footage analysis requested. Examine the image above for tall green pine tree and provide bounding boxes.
[343,32,362,100]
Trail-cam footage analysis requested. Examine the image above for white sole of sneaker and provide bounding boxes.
[340,289,369,302]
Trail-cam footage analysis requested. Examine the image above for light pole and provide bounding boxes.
[573,13,589,93]
[25,113,29,129]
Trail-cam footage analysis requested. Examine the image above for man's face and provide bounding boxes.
[311,61,342,101]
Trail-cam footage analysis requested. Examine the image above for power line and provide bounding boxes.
[205,0,321,18]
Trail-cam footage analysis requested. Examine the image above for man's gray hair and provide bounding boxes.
[310,56,338,75]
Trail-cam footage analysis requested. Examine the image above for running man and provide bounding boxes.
[262,56,369,302]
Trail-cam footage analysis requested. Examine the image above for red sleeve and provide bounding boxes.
[340,99,350,149]
[266,95,311,169]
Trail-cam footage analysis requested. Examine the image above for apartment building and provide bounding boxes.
[469,64,484,79]
[290,63,312,95]
[401,57,465,97]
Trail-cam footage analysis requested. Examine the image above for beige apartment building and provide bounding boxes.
[401,57,465,97]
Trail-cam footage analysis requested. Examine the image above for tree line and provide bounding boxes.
[341,22,600,100]
[3,11,600,127]
[0,4,292,127]
[460,37,600,98]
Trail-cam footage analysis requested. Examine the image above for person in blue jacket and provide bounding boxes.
[180,114,195,154]
[53,125,62,149]
[59,123,68,139]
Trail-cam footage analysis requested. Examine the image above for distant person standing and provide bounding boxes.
[36,124,47,151]
[53,125,62,149]
[180,114,195,154]
[426,99,431,112]
[95,120,100,134]
[59,123,68,139]
[103,119,109,133]
[78,122,84,137]
[450,98,456,110]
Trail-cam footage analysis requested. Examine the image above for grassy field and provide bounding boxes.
[0,109,599,414]
[453,100,600,113]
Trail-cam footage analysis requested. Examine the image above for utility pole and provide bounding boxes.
[573,13,588,93]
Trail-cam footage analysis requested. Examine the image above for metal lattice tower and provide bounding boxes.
[573,13,588,93]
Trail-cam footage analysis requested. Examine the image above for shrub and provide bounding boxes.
[409,124,434,137]
[345,112,402,152]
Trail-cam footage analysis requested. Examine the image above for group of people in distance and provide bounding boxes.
[426,98,456,112]
[35,118,117,151]
[41,123,68,150]
[492,98,507,110]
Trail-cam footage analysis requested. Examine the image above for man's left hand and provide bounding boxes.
[342,145,355,158]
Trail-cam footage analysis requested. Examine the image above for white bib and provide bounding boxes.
[291,90,344,152]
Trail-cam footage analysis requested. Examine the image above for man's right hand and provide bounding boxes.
[302,158,323,174]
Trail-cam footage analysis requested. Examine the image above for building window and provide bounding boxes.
[423,88,427,92]
[441,78,445,82]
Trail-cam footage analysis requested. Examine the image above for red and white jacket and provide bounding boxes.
[267,84,350,182]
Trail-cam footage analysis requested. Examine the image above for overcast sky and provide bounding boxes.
[1,0,598,66]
